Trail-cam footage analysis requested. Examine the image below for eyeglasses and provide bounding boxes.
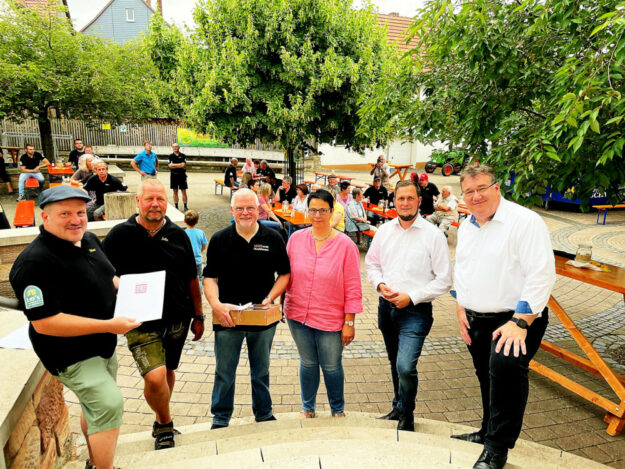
[462,182,496,199]
[309,208,331,215]
[233,206,257,213]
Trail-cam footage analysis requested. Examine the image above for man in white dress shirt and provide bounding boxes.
[365,180,452,432]
[452,165,555,469]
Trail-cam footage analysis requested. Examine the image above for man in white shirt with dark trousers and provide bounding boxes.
[365,180,452,432]
[452,165,555,469]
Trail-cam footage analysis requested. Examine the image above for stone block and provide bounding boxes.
[9,425,41,469]
[32,372,52,409]
[40,435,57,469]
[6,400,36,459]
[36,378,65,452]
[53,404,71,456]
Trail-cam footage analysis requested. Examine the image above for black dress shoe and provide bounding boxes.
[377,409,401,421]
[473,448,508,469]
[210,423,228,430]
[451,431,485,444]
[397,414,414,432]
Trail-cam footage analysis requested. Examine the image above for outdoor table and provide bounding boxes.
[47,164,74,185]
[0,146,23,166]
[364,202,397,221]
[273,202,311,236]
[368,163,412,180]
[529,255,625,435]
[313,171,353,185]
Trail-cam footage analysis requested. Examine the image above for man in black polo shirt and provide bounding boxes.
[103,179,204,450]
[204,188,290,429]
[10,186,140,469]
[17,144,50,201]
[168,143,188,211]
[68,138,86,168]
[363,177,389,225]
[224,157,238,188]
[259,160,279,192]
[417,173,440,217]
[83,160,128,221]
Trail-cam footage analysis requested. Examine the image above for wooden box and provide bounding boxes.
[212,304,282,326]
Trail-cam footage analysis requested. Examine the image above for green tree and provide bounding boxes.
[0,1,155,161]
[170,0,390,180]
[360,0,625,207]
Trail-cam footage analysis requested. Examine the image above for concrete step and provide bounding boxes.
[64,413,609,469]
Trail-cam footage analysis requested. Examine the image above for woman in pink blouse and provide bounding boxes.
[284,189,363,418]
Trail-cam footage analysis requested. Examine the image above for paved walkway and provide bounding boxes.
[54,168,625,467]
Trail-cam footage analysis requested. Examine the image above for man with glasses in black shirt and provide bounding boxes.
[204,188,290,429]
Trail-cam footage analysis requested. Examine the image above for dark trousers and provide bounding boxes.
[466,308,548,452]
[378,298,433,415]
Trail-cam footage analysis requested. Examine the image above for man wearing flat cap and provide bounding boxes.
[10,186,140,469]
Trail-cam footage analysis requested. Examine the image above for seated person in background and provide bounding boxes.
[224,158,239,188]
[259,160,279,191]
[256,182,285,236]
[363,177,388,225]
[336,181,352,210]
[346,188,373,245]
[240,172,253,188]
[17,144,50,202]
[253,159,261,175]
[84,145,97,157]
[331,191,345,232]
[83,160,128,221]
[277,176,297,203]
[71,155,97,185]
[292,184,309,213]
[428,185,458,237]
[242,157,256,176]
[415,173,439,217]
[324,174,340,195]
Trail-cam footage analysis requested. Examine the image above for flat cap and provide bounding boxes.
[39,185,91,208]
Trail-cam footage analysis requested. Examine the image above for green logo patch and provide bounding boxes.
[23,285,44,309]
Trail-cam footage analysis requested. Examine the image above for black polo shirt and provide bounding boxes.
[68,149,85,168]
[19,152,45,170]
[102,215,197,325]
[168,152,187,175]
[83,174,127,206]
[224,165,237,187]
[364,185,388,205]
[278,186,297,203]
[9,228,117,375]
[259,166,275,180]
[419,182,440,216]
[204,223,290,332]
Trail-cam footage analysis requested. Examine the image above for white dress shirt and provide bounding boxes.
[454,197,556,315]
[365,216,452,305]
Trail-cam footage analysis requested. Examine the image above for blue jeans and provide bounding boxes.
[287,318,344,414]
[378,298,433,415]
[211,325,276,426]
[18,172,44,197]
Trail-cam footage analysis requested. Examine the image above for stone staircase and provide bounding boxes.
[63,412,608,469]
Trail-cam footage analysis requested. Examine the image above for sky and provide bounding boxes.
[66,0,423,31]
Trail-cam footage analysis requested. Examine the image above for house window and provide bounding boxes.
[126,8,135,22]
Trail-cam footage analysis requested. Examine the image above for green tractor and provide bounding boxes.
[424,149,470,176]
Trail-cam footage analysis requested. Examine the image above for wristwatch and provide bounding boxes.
[193,314,206,321]
[344,320,354,327]
[509,317,528,329]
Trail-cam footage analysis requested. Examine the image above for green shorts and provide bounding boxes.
[57,355,123,435]
[126,320,190,376]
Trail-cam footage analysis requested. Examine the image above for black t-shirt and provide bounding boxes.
[363,186,389,205]
[419,182,440,216]
[224,165,237,187]
[103,216,197,325]
[68,149,85,168]
[19,152,44,170]
[259,166,275,180]
[9,229,117,375]
[204,223,290,332]
[278,186,297,203]
[168,152,187,175]
[83,174,127,206]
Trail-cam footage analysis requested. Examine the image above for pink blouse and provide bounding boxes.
[258,195,269,220]
[284,228,363,331]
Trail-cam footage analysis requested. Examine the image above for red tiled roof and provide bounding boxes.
[18,0,70,19]
[375,12,418,52]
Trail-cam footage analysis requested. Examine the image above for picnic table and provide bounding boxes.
[1,146,23,166]
[368,163,412,181]
[313,171,354,185]
[529,255,625,435]
[364,202,397,221]
[272,202,311,236]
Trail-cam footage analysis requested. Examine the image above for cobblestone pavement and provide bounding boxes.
[62,169,625,467]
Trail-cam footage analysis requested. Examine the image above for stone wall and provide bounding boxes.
[3,372,71,469]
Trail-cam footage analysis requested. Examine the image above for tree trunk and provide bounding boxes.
[286,147,297,183]
[37,114,55,162]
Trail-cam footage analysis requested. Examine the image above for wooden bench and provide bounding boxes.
[362,229,376,251]
[24,178,41,200]
[214,179,238,200]
[14,200,35,228]
[593,204,625,225]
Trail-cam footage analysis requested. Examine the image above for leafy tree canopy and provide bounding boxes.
[359,0,625,207]
[0,1,155,159]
